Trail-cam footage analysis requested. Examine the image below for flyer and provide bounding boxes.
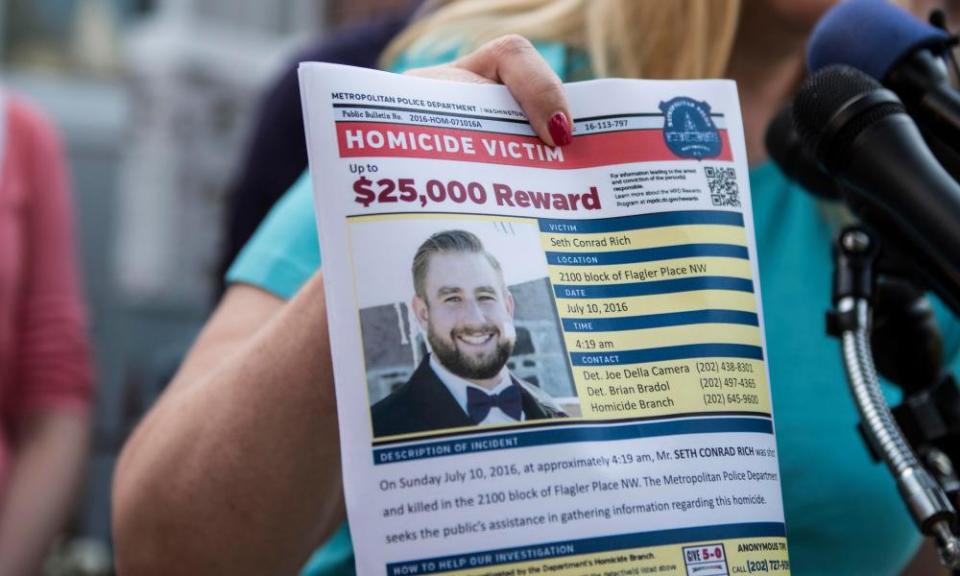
[299,62,790,576]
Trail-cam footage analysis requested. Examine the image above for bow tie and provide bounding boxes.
[466,384,523,423]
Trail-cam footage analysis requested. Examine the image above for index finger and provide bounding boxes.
[452,35,573,147]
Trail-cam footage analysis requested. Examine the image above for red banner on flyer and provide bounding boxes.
[335,122,733,169]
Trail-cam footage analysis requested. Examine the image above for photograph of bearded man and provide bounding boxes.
[371,230,566,437]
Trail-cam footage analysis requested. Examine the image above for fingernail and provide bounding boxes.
[548,112,572,147]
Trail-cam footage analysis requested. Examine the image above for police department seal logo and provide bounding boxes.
[659,96,722,159]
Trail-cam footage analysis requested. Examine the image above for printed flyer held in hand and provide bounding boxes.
[299,62,790,576]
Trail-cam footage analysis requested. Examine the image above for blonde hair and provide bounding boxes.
[381,0,742,79]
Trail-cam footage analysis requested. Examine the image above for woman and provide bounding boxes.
[0,92,93,575]
[114,1,955,574]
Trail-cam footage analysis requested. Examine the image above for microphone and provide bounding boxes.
[764,104,840,200]
[807,0,960,177]
[792,65,960,316]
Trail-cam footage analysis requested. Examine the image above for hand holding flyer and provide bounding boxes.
[299,62,790,576]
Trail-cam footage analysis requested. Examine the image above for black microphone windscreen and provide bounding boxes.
[794,65,904,165]
[763,105,796,164]
[764,104,840,200]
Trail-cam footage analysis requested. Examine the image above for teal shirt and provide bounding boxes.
[228,48,960,576]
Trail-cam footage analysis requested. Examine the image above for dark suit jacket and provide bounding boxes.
[371,356,564,438]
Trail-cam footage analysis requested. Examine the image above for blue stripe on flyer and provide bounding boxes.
[538,211,745,233]
[561,309,759,332]
[554,276,754,298]
[373,417,772,465]
[545,244,749,266]
[385,522,786,575]
[570,343,764,366]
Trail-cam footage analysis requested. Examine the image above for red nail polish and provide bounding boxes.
[548,112,572,146]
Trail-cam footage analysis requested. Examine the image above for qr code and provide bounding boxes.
[705,166,740,207]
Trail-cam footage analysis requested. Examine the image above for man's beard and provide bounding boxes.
[427,325,514,380]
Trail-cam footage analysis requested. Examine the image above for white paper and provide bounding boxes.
[299,62,790,576]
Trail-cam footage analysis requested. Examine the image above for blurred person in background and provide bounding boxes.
[217,1,424,296]
[197,4,422,571]
[0,92,94,575]
[114,1,960,575]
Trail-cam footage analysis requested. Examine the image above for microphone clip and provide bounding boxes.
[826,227,879,335]
[928,8,960,87]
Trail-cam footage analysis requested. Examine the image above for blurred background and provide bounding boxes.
[1,0,407,572]
[6,0,959,574]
